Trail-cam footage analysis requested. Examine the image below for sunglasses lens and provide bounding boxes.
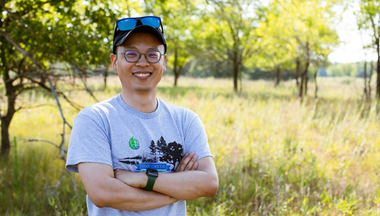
[118,19,137,31]
[141,17,161,28]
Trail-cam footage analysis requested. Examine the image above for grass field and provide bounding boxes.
[1,75,380,215]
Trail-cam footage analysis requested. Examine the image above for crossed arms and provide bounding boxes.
[78,152,218,211]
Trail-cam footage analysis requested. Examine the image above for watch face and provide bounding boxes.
[146,168,158,177]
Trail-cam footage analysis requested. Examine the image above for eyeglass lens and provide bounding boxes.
[124,50,161,63]
[118,17,161,31]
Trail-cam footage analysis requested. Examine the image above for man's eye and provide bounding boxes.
[126,51,138,57]
[148,52,159,57]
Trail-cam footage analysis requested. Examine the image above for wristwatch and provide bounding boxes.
[144,168,158,191]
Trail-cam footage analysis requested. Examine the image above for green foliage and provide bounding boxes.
[197,0,261,91]
[255,1,296,71]
[0,0,144,155]
[356,0,380,34]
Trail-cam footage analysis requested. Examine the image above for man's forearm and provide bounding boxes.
[100,178,178,211]
[153,170,218,200]
[78,163,178,212]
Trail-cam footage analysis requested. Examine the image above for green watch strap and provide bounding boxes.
[144,175,157,191]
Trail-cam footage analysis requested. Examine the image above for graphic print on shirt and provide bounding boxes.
[129,136,140,150]
[119,136,183,172]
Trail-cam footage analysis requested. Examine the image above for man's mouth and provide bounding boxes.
[133,73,152,78]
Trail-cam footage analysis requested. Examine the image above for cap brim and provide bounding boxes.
[115,25,167,53]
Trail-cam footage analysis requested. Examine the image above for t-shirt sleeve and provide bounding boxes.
[65,110,112,173]
[184,114,212,160]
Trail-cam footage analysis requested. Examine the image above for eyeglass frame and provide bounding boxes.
[117,50,165,63]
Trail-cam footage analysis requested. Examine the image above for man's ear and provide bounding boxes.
[163,54,167,71]
[110,54,117,70]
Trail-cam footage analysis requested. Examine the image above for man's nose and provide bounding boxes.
[136,54,149,66]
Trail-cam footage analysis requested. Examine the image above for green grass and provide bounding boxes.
[1,76,380,215]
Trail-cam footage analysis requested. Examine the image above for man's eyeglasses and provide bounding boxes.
[117,16,164,34]
[119,50,163,63]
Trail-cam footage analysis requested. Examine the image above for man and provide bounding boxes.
[65,16,218,215]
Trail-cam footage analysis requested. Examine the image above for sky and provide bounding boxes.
[328,2,377,64]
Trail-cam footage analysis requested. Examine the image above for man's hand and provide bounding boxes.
[175,151,199,172]
[114,169,147,188]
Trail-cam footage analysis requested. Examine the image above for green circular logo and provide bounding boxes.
[129,136,140,150]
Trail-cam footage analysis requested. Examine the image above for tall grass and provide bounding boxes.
[1,76,379,215]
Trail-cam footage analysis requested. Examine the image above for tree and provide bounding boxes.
[255,2,296,86]
[0,0,130,156]
[201,0,261,92]
[356,0,380,99]
[267,0,340,100]
[0,0,80,156]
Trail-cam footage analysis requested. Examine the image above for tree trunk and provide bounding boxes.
[295,57,300,87]
[1,70,16,156]
[103,67,108,89]
[299,42,310,101]
[369,61,373,98]
[173,47,179,87]
[305,70,309,95]
[0,34,15,157]
[1,111,13,156]
[376,38,380,99]
[364,60,368,99]
[299,71,304,98]
[174,73,179,86]
[299,70,308,99]
[239,69,243,93]
[275,65,280,86]
[233,62,239,93]
[314,67,319,98]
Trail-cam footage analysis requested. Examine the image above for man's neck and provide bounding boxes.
[120,89,158,113]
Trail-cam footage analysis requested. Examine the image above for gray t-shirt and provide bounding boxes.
[66,94,212,216]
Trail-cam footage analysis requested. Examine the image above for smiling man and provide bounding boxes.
[65,16,218,215]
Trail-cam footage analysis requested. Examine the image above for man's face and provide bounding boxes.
[110,32,167,94]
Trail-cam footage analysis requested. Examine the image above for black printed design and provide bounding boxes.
[119,136,183,171]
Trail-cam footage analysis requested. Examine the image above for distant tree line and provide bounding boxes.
[165,59,379,79]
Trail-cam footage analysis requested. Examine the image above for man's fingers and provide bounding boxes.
[185,154,198,171]
[175,153,187,172]
[177,152,194,172]
[192,162,199,170]
[175,152,198,172]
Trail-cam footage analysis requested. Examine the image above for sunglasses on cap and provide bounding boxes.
[116,16,164,34]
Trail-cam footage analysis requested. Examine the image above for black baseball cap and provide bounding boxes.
[112,16,167,54]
